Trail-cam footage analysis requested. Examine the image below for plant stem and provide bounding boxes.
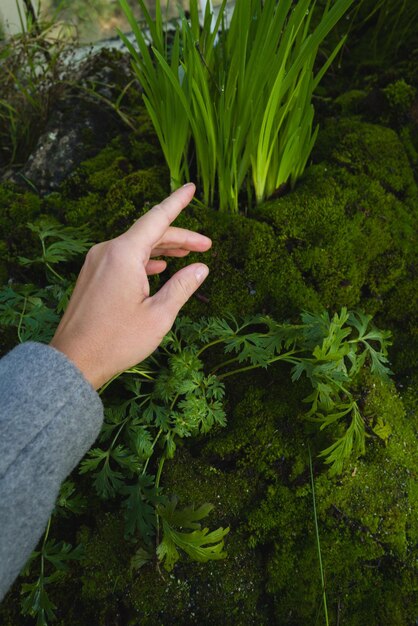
[40,515,52,581]
[142,428,163,475]
[170,393,180,411]
[99,369,156,396]
[216,351,301,381]
[45,261,65,282]
[17,297,27,343]
[155,456,166,490]
[211,355,241,373]
[155,455,166,551]
[99,373,120,396]
[309,445,329,626]
[196,337,230,357]
[110,417,130,450]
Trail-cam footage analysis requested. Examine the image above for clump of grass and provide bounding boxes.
[119,0,353,211]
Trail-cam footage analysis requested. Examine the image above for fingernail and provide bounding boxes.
[183,182,195,189]
[195,265,209,283]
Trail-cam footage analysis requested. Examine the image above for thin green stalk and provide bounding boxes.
[155,455,166,489]
[216,350,301,381]
[110,417,130,450]
[210,354,241,373]
[155,454,166,550]
[45,262,65,282]
[17,297,27,343]
[40,238,65,282]
[99,373,120,396]
[196,336,232,357]
[309,445,329,626]
[40,515,52,584]
[99,368,156,396]
[142,428,163,475]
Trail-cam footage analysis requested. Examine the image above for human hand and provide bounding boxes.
[50,183,211,389]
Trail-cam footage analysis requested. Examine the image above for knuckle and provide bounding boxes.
[152,204,171,229]
[103,238,129,265]
[176,275,191,300]
[84,243,100,265]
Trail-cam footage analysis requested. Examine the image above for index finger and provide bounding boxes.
[124,183,196,252]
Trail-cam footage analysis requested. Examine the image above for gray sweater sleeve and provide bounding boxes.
[0,342,104,601]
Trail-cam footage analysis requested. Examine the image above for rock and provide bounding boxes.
[5,48,137,194]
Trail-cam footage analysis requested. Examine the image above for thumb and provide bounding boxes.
[150,263,209,325]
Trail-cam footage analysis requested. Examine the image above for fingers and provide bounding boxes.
[153,226,212,253]
[145,260,167,275]
[149,263,209,326]
[125,183,196,253]
[151,248,190,258]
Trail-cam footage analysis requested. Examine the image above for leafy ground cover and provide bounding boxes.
[0,1,417,624]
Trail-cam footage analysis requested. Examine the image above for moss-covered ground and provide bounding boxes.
[0,17,417,626]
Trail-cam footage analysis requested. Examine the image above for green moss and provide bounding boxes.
[128,530,268,625]
[383,79,416,119]
[164,121,417,331]
[62,166,168,241]
[313,118,417,199]
[241,372,418,625]
[334,89,368,115]
[78,513,131,601]
[0,183,42,283]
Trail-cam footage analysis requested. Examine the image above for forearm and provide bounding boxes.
[0,342,103,600]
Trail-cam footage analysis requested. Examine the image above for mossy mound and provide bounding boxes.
[169,122,417,336]
[313,118,417,199]
[0,111,417,625]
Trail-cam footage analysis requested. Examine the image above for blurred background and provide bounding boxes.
[0,0,227,42]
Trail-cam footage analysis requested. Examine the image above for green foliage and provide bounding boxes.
[18,219,92,280]
[0,218,91,343]
[383,79,416,121]
[20,518,82,626]
[0,104,416,623]
[295,308,392,474]
[156,498,229,571]
[78,307,392,547]
[120,0,353,211]
[0,212,400,623]
[0,13,71,169]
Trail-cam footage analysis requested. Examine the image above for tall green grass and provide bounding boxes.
[119,0,353,212]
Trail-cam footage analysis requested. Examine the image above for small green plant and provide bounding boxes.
[119,0,353,211]
[20,515,83,626]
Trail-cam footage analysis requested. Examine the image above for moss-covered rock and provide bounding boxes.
[313,118,417,199]
[1,106,417,626]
